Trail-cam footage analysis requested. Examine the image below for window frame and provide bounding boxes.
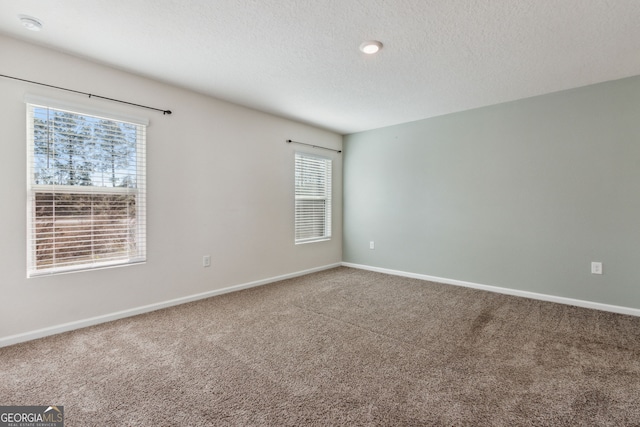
[26,97,147,277]
[294,151,332,244]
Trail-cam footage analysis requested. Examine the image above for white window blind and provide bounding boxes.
[295,152,332,243]
[26,103,146,276]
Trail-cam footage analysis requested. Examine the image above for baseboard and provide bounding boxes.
[0,263,342,348]
[342,262,640,317]
[7,261,636,348]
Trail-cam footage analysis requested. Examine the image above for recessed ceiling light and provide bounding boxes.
[18,15,43,31]
[359,40,383,55]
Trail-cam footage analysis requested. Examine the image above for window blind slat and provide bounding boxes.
[27,103,147,276]
[294,153,332,243]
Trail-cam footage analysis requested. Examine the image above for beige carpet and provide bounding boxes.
[1,267,640,426]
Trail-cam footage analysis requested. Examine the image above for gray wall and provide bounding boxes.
[343,76,640,309]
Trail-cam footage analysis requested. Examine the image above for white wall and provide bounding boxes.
[0,35,342,344]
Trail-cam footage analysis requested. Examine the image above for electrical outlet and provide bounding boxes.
[369,241,375,250]
[591,262,602,275]
[203,255,211,267]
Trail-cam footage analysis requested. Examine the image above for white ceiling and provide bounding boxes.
[1,1,640,135]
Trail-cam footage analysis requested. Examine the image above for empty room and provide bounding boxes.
[1,1,640,425]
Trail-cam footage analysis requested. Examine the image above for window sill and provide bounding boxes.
[27,258,146,278]
[295,238,331,245]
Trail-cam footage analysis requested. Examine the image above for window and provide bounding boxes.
[295,152,332,243]
[26,100,146,276]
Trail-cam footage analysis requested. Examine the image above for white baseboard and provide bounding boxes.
[0,263,341,348]
[342,262,640,317]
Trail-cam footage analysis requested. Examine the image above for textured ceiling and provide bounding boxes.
[1,1,640,134]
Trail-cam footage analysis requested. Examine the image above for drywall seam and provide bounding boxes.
[342,262,640,317]
[0,263,342,348]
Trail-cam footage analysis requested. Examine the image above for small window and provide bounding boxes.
[295,152,332,243]
[26,102,146,276]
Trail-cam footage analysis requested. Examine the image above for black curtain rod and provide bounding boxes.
[0,73,172,115]
[286,139,341,153]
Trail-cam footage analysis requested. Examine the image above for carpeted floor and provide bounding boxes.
[1,267,640,426]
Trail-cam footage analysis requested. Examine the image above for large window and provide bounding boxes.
[295,152,332,243]
[26,100,146,276]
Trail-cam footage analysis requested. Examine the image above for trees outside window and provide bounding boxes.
[27,103,146,276]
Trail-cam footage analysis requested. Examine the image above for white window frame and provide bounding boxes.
[26,97,147,277]
[295,152,332,244]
